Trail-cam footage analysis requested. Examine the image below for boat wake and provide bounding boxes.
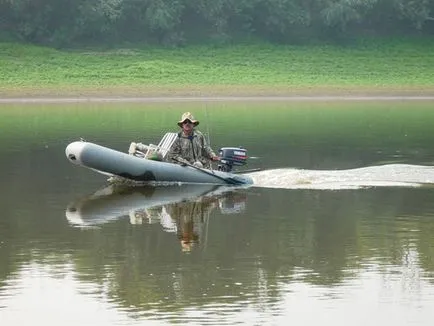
[245,164,434,190]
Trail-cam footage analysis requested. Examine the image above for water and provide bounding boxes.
[1,100,434,325]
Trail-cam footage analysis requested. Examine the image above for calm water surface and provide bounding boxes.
[1,100,434,326]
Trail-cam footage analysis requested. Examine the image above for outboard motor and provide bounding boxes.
[218,147,248,172]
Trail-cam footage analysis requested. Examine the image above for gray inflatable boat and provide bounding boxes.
[65,141,253,186]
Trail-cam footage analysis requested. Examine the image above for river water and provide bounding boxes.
[1,99,434,325]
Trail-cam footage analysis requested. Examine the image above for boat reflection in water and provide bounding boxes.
[66,183,248,251]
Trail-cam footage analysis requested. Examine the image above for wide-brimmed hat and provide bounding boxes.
[177,112,199,127]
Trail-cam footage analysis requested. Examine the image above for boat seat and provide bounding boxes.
[131,132,178,159]
[155,132,178,158]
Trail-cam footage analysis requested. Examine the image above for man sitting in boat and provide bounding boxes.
[167,112,220,169]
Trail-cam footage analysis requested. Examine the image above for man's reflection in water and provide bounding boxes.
[169,196,217,252]
[129,192,247,252]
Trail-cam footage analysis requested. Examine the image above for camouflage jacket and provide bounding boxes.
[167,130,216,168]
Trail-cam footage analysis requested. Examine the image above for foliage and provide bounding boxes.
[0,0,433,46]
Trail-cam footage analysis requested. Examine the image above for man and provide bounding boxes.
[168,112,219,169]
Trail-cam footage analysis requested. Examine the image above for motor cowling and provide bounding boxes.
[218,147,248,172]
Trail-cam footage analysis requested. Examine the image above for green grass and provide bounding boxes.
[1,39,434,96]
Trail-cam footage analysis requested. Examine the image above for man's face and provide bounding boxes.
[182,120,193,132]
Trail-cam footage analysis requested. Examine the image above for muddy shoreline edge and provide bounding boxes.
[1,86,434,103]
[1,95,434,104]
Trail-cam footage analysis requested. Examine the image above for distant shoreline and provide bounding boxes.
[1,84,434,103]
[1,95,434,104]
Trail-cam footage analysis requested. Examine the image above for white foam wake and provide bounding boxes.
[245,164,434,190]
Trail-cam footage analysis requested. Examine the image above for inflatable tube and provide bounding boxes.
[65,141,253,185]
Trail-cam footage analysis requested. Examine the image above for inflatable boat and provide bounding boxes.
[65,141,254,186]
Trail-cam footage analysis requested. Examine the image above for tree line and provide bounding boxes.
[1,0,433,47]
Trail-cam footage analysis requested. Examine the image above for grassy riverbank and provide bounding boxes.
[1,39,434,97]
